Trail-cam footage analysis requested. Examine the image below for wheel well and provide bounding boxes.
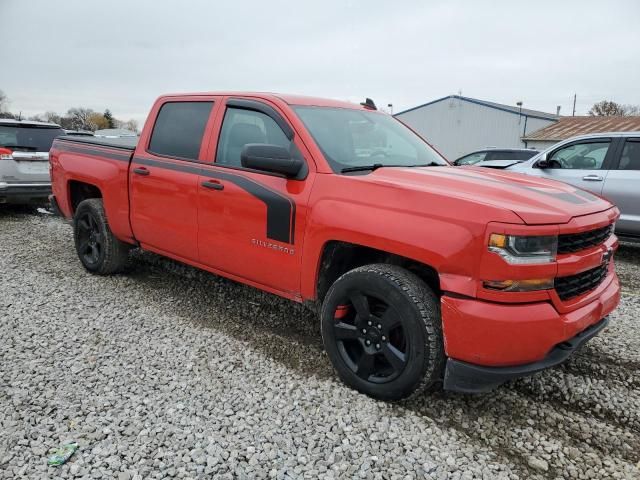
[316,241,441,303]
[69,181,102,214]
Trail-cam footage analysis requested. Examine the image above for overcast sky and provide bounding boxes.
[1,0,639,125]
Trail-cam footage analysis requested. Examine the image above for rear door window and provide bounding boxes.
[618,140,640,170]
[148,101,213,160]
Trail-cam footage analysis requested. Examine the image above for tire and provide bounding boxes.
[73,198,130,275]
[320,264,444,401]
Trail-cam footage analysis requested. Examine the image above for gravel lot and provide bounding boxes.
[1,207,639,479]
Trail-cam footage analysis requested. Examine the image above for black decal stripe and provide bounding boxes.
[572,188,600,202]
[54,142,132,162]
[435,169,589,205]
[134,157,295,244]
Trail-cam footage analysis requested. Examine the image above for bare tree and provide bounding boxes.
[123,119,139,133]
[0,89,8,113]
[589,100,626,116]
[622,104,640,116]
[66,107,97,131]
[44,111,62,124]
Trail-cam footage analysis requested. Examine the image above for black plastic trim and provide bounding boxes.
[443,316,609,394]
[226,98,294,140]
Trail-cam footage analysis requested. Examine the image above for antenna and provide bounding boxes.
[360,98,377,110]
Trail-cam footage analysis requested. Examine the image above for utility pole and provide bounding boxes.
[572,94,577,116]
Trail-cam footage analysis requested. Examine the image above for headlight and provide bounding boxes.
[488,233,557,264]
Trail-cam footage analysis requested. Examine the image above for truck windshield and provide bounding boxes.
[0,125,65,152]
[293,106,447,173]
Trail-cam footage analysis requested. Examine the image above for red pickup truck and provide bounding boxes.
[49,92,620,400]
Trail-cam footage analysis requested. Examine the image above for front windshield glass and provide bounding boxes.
[293,106,447,172]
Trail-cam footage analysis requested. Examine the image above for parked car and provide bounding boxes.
[64,130,94,137]
[50,92,620,399]
[508,132,640,242]
[94,128,138,138]
[0,119,64,204]
[453,148,539,166]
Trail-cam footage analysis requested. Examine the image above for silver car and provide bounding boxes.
[0,119,64,205]
[508,132,640,241]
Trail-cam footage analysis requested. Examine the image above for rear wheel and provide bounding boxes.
[73,198,130,274]
[321,264,444,401]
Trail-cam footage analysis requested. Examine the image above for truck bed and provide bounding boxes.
[56,135,138,150]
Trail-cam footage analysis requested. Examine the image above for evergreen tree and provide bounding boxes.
[103,109,115,128]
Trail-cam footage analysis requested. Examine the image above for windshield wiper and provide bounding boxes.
[341,162,442,173]
[341,163,385,173]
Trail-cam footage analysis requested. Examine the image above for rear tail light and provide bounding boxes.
[0,147,13,160]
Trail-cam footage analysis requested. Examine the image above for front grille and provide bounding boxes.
[558,224,613,254]
[555,263,608,301]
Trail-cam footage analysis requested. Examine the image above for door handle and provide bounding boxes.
[201,179,224,191]
[133,167,150,176]
[582,174,603,181]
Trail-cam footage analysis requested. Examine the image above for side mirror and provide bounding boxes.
[534,155,550,169]
[536,159,549,169]
[241,144,303,178]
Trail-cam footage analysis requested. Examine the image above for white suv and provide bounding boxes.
[0,119,64,205]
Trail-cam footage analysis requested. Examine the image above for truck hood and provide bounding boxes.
[363,166,613,224]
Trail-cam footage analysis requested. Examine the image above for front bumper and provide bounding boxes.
[444,316,609,393]
[440,271,620,393]
[0,182,52,204]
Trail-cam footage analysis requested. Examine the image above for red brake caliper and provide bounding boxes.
[334,305,350,320]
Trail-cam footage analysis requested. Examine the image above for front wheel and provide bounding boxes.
[321,264,444,401]
[73,198,130,275]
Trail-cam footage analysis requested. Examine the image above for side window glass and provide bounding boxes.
[619,140,640,170]
[548,142,610,169]
[216,107,291,167]
[148,102,213,160]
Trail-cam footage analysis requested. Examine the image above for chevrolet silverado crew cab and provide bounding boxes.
[49,93,620,400]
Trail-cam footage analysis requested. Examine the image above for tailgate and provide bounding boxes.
[1,151,51,183]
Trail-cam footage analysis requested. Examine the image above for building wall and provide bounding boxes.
[395,97,556,160]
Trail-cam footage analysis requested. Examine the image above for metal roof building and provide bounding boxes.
[395,95,558,160]
[522,116,640,150]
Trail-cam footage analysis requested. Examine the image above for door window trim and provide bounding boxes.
[211,99,308,179]
[226,98,294,140]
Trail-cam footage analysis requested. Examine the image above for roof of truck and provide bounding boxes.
[160,92,367,109]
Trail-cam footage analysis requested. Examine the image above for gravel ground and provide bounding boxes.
[1,207,639,479]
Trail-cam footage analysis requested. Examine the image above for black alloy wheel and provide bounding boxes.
[75,211,103,268]
[321,264,444,401]
[332,291,408,383]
